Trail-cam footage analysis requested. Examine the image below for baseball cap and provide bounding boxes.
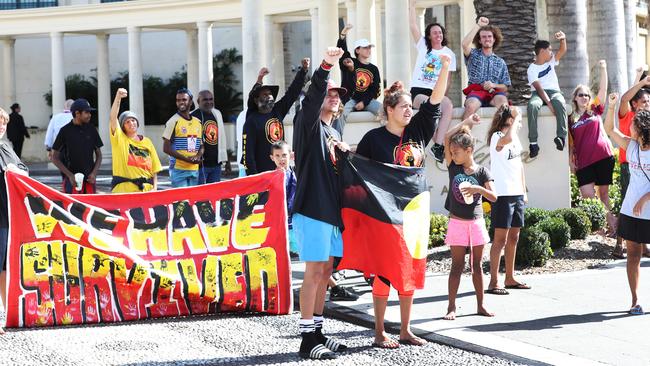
[326,79,347,97]
[70,99,96,115]
[354,39,374,49]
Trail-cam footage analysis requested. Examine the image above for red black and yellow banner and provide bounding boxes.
[4,170,291,328]
[338,153,430,293]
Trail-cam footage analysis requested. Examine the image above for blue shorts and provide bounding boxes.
[170,168,199,188]
[293,213,343,262]
[288,228,299,253]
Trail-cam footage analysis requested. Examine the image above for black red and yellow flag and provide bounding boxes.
[337,152,430,293]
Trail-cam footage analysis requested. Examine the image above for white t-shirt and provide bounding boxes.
[410,38,457,90]
[621,140,650,220]
[489,131,525,196]
[527,57,560,91]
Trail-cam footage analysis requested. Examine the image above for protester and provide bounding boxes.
[355,55,450,348]
[7,103,30,158]
[486,104,529,294]
[162,88,204,188]
[613,72,650,259]
[442,114,496,320]
[337,24,382,120]
[408,0,456,162]
[0,107,29,334]
[108,88,162,193]
[242,59,309,175]
[526,32,568,158]
[604,93,650,316]
[191,90,229,184]
[293,47,349,360]
[51,99,103,194]
[45,99,74,161]
[461,17,510,119]
[568,60,617,234]
[270,140,298,254]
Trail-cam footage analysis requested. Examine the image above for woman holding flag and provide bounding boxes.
[354,54,450,348]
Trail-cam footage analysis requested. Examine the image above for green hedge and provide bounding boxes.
[576,198,607,232]
[516,226,553,267]
[429,214,448,248]
[535,217,571,250]
[551,208,591,240]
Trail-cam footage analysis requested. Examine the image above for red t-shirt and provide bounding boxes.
[618,111,633,164]
[569,101,613,170]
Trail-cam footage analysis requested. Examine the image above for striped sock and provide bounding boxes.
[313,314,324,331]
[299,318,315,334]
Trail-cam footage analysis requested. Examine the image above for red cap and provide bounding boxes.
[326,79,347,97]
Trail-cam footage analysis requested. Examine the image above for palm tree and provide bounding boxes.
[545,0,590,97]
[623,0,637,85]
[473,0,537,105]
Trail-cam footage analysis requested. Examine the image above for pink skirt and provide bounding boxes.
[445,217,490,247]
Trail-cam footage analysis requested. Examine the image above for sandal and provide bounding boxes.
[485,287,509,295]
[372,338,400,349]
[629,304,644,315]
[398,336,427,346]
[505,283,531,290]
[612,247,626,259]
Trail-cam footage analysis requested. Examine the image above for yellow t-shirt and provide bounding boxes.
[110,126,162,193]
[162,114,203,171]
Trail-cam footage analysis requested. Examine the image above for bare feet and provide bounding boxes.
[373,332,399,349]
[399,330,426,346]
[444,306,456,320]
[477,306,495,317]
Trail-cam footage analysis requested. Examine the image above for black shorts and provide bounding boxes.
[491,195,525,229]
[410,87,432,101]
[576,156,615,187]
[618,214,650,244]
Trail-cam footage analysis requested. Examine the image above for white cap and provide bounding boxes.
[354,38,374,49]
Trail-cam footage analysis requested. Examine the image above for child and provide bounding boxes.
[443,113,497,320]
[269,140,298,255]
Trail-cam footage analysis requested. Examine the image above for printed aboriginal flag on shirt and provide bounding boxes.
[337,152,430,293]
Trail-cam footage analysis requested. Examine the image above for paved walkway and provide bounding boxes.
[292,259,650,366]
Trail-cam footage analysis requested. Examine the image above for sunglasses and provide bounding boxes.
[577,93,591,98]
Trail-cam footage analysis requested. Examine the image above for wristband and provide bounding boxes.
[321,60,333,71]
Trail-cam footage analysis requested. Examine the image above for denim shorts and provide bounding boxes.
[491,195,525,229]
[293,213,343,262]
[170,168,199,188]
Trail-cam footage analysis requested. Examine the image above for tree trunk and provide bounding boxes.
[473,0,537,105]
[623,0,638,85]
[587,0,628,94]
[545,0,589,98]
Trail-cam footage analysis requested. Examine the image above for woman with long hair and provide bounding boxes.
[486,104,529,294]
[604,93,650,315]
[355,55,450,348]
[568,60,617,234]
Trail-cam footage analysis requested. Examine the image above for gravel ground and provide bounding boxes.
[0,311,525,366]
[426,234,618,275]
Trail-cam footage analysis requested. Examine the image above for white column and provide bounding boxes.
[374,4,384,81]
[96,33,110,155]
[459,0,476,95]
[50,32,66,115]
[345,0,357,47]
[264,16,285,93]
[186,27,199,96]
[356,0,375,41]
[127,26,144,129]
[197,21,214,95]
[310,8,320,71]
[242,0,266,104]
[1,39,16,110]
[318,0,340,83]
[385,0,410,87]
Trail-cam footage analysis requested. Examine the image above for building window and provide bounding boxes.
[0,0,58,9]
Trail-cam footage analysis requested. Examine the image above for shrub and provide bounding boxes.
[524,207,551,227]
[535,217,571,250]
[429,214,448,248]
[516,226,553,267]
[551,208,591,239]
[570,173,580,207]
[484,215,494,242]
[576,198,607,232]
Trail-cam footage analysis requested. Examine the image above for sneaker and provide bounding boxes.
[529,143,540,158]
[430,144,444,163]
[329,286,359,301]
[554,136,565,151]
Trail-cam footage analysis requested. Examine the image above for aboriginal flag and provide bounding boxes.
[337,152,430,293]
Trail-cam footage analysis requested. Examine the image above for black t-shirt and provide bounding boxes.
[444,162,492,219]
[52,122,103,176]
[356,102,440,166]
[191,109,220,167]
[337,37,381,106]
[293,67,345,228]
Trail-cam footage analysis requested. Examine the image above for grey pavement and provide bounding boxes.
[313,260,650,366]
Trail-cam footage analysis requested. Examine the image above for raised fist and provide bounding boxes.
[440,54,451,67]
[608,92,619,105]
[554,31,566,40]
[116,88,128,99]
[324,47,345,65]
[258,67,270,78]
[477,17,489,27]
[342,58,354,71]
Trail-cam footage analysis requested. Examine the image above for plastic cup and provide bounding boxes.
[458,181,474,204]
[74,173,84,192]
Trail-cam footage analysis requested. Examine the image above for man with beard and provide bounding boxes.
[191,90,229,184]
[163,88,204,187]
[241,58,309,175]
[51,99,103,194]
